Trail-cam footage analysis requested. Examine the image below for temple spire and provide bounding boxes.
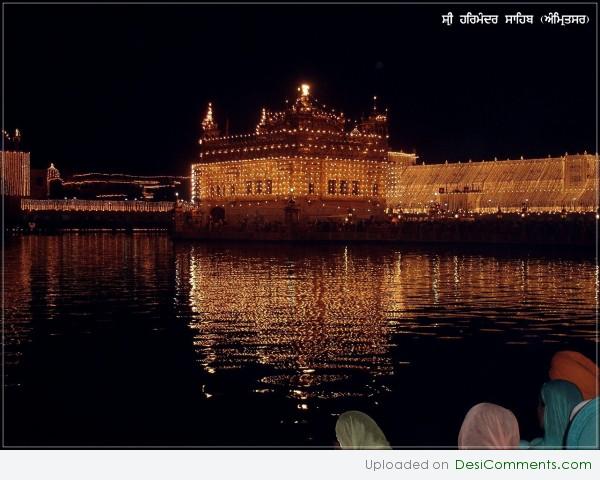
[256,107,267,134]
[202,102,220,138]
[296,83,312,110]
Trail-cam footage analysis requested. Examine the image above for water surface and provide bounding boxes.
[4,233,597,447]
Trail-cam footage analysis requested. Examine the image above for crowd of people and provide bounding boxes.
[334,350,599,450]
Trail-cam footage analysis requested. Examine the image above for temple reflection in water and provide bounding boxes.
[175,242,597,403]
[3,234,597,446]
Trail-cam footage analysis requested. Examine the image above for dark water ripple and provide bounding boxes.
[3,233,597,447]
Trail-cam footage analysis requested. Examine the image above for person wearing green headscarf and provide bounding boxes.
[524,380,583,449]
[566,397,599,449]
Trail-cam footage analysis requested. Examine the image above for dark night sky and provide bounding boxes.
[4,3,597,176]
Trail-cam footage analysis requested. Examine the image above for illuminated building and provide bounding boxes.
[21,198,174,213]
[46,163,62,197]
[2,151,30,198]
[46,168,190,201]
[1,129,30,197]
[387,153,599,213]
[46,162,61,183]
[189,84,598,224]
[191,84,393,222]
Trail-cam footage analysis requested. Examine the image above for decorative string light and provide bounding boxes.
[21,199,174,213]
[191,83,394,221]
[2,151,30,196]
[190,84,598,217]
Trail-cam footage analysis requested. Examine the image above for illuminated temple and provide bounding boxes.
[388,153,598,214]
[191,84,406,222]
[191,84,598,224]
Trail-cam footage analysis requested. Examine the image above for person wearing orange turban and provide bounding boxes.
[549,351,599,400]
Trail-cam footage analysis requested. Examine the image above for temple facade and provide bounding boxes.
[190,84,598,225]
[191,85,400,223]
[387,153,598,214]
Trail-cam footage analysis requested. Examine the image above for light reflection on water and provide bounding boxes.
[3,233,597,446]
[177,241,597,403]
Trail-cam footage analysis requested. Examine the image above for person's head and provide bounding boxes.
[458,403,520,449]
[549,351,599,400]
[537,380,583,447]
[335,410,391,450]
[566,397,599,449]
